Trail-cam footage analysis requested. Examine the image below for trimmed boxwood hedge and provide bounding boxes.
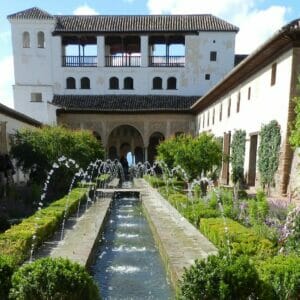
[0,188,87,265]
[9,257,100,300]
[199,218,275,257]
[257,254,300,299]
[0,255,16,300]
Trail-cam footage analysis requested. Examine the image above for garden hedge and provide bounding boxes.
[199,218,274,257]
[0,187,87,265]
[9,257,100,300]
[0,255,16,300]
[257,254,300,299]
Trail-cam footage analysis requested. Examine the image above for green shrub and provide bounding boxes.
[0,255,16,300]
[257,255,300,299]
[0,188,87,265]
[10,126,104,200]
[9,257,100,300]
[199,218,274,257]
[144,175,166,188]
[248,194,269,225]
[178,253,261,300]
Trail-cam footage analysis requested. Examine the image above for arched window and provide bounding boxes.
[153,77,162,90]
[37,31,45,48]
[167,77,176,90]
[81,77,90,89]
[23,32,30,48]
[66,77,76,89]
[124,77,134,90]
[109,77,119,89]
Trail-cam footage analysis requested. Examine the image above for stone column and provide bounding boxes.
[144,147,148,162]
[141,35,149,67]
[97,36,105,67]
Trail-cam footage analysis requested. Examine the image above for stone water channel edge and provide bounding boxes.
[37,179,217,295]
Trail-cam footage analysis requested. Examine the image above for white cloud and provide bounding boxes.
[73,4,98,15]
[234,6,287,53]
[146,0,288,54]
[0,56,14,108]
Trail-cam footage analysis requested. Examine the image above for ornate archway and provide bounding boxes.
[148,132,165,164]
[107,125,144,162]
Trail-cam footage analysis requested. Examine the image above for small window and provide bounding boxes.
[237,92,241,113]
[66,77,76,89]
[227,98,231,117]
[23,32,30,48]
[153,77,162,90]
[167,77,176,90]
[81,77,90,89]
[271,63,277,86]
[207,111,210,126]
[248,87,251,100]
[210,51,217,61]
[124,77,134,90]
[202,114,205,128]
[31,93,42,102]
[37,31,45,48]
[205,74,210,80]
[199,116,201,130]
[212,108,215,125]
[219,103,222,121]
[109,77,119,89]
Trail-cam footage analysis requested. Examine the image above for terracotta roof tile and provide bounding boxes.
[53,14,238,33]
[8,7,54,20]
[53,95,199,112]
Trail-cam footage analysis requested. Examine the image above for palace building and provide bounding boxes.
[7,7,300,196]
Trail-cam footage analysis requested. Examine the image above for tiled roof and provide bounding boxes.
[7,8,239,33]
[7,7,54,20]
[53,95,199,113]
[54,14,238,33]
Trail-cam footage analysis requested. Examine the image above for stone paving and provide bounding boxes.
[49,197,111,267]
[134,178,218,288]
[36,179,217,290]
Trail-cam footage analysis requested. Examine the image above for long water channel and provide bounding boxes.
[91,193,174,299]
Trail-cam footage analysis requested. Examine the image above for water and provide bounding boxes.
[91,194,174,300]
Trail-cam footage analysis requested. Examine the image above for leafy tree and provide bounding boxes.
[157,133,222,180]
[257,120,281,193]
[10,126,104,200]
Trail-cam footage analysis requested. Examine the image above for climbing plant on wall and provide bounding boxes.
[258,120,281,192]
[231,129,246,185]
[289,76,300,147]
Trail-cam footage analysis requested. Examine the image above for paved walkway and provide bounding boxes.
[134,179,218,287]
[36,180,217,289]
[35,198,111,267]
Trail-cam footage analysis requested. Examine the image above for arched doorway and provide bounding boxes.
[148,132,165,164]
[107,125,144,163]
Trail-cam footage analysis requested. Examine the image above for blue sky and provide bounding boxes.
[0,0,299,108]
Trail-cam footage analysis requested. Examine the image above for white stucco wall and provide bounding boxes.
[10,16,236,123]
[196,49,293,187]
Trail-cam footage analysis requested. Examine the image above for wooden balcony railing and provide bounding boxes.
[105,55,141,67]
[149,56,185,67]
[62,56,97,67]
